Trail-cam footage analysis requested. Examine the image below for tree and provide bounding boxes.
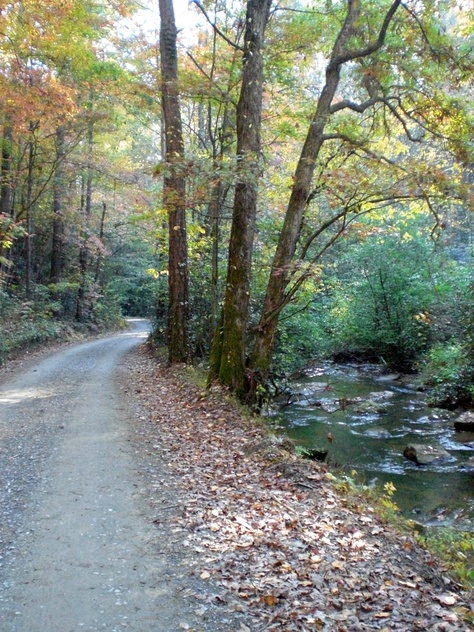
[250,0,402,383]
[208,0,272,398]
[159,0,190,363]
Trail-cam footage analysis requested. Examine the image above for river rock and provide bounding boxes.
[375,373,401,382]
[353,399,389,414]
[403,444,451,465]
[363,427,392,439]
[454,411,474,432]
[369,390,395,400]
[452,431,474,446]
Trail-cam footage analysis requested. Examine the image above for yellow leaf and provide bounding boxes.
[262,594,278,606]
[331,560,345,569]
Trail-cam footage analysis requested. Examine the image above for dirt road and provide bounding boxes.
[0,321,202,632]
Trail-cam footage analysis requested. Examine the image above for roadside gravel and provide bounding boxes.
[0,320,245,632]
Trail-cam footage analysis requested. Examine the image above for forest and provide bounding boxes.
[0,0,473,409]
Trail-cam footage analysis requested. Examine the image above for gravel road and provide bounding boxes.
[0,320,202,632]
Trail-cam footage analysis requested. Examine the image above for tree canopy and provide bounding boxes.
[0,0,473,404]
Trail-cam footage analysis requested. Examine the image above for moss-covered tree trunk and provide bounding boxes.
[250,0,401,382]
[159,0,189,363]
[208,0,272,398]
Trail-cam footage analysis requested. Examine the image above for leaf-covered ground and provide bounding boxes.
[128,346,474,631]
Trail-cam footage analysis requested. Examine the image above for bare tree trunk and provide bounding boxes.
[250,0,401,380]
[94,200,107,283]
[0,123,13,217]
[0,122,13,286]
[50,125,65,284]
[208,0,272,398]
[159,0,189,363]
[76,120,93,321]
[25,122,37,299]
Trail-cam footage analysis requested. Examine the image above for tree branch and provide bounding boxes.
[328,0,402,71]
[329,96,381,114]
[191,0,245,52]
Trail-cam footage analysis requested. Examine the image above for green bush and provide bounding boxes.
[0,292,72,364]
[93,290,126,330]
[421,342,474,408]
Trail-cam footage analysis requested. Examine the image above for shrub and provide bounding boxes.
[421,342,474,408]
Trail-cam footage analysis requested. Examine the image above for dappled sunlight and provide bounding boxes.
[0,387,53,406]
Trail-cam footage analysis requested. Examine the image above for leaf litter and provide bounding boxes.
[127,347,474,631]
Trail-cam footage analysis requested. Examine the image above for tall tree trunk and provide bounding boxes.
[76,120,93,321]
[0,122,13,286]
[208,0,272,398]
[159,0,189,363]
[94,200,107,283]
[50,125,65,284]
[250,0,401,380]
[209,179,223,331]
[0,123,13,217]
[25,122,37,299]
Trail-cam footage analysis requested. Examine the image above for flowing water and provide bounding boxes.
[275,363,474,529]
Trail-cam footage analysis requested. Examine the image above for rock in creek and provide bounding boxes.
[403,444,451,465]
[454,411,474,432]
[353,399,390,414]
[374,373,401,382]
[368,390,396,400]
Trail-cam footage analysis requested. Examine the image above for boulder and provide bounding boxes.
[363,427,392,439]
[369,390,395,400]
[452,431,474,446]
[403,444,451,466]
[353,399,389,415]
[454,411,474,432]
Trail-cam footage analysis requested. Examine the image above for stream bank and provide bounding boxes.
[128,350,474,630]
[273,362,474,530]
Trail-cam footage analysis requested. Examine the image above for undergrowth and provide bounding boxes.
[0,290,126,364]
[330,470,474,589]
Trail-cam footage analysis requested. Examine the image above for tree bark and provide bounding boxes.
[251,0,401,379]
[159,0,189,363]
[208,0,272,398]
[50,125,65,284]
[25,122,37,299]
[0,123,13,217]
[0,122,13,286]
[76,120,93,321]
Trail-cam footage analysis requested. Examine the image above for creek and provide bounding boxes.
[275,362,474,530]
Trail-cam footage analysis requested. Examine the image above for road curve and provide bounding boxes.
[0,320,186,631]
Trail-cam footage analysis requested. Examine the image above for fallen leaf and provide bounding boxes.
[436,594,457,606]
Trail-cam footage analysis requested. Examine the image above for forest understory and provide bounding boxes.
[127,343,474,631]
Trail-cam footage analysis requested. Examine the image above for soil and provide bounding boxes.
[0,319,473,631]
